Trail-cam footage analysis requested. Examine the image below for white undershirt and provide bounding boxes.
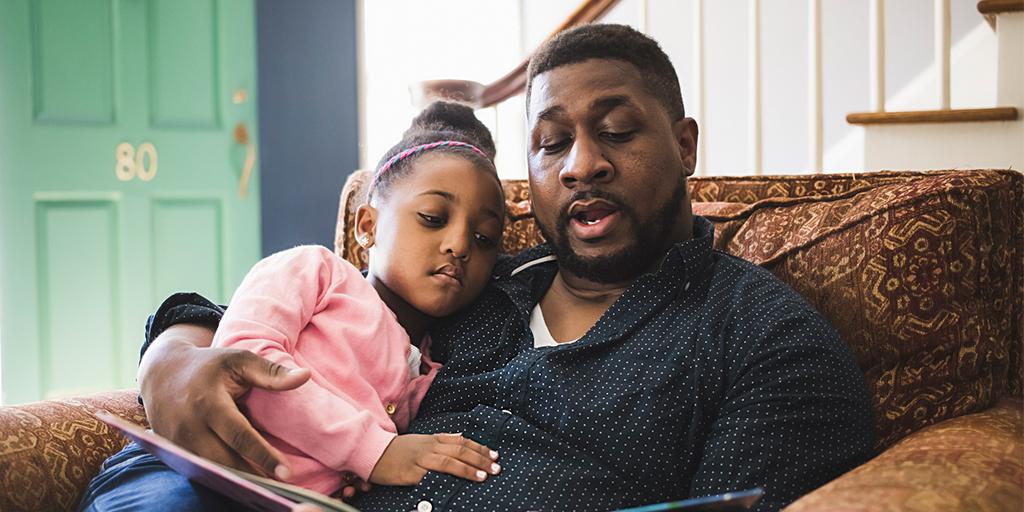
[407,344,423,379]
[530,303,580,348]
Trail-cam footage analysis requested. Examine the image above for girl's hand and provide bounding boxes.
[368,433,501,486]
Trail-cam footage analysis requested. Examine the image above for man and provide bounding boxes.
[81,24,873,511]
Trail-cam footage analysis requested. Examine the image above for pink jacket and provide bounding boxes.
[212,246,439,495]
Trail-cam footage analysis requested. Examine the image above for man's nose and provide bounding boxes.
[559,135,614,188]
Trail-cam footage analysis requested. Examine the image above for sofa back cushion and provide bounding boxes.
[336,169,1023,450]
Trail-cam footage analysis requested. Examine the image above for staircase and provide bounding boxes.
[849,0,1022,170]
[399,0,1023,176]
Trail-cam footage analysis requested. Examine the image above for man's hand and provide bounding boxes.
[369,433,501,486]
[138,324,311,479]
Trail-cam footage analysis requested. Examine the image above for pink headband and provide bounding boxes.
[376,140,489,177]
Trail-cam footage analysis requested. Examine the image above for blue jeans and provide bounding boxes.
[78,442,243,512]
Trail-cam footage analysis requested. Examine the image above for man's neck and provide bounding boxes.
[538,271,625,343]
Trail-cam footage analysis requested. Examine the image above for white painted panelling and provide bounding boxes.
[521,0,579,52]
[360,0,1005,178]
[704,0,749,175]
[599,0,642,28]
[822,0,869,168]
[761,1,811,174]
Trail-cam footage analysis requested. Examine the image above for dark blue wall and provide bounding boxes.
[256,0,359,256]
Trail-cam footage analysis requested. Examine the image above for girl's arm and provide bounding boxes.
[214,246,499,485]
[214,245,398,480]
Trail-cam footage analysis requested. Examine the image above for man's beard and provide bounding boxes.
[536,181,688,284]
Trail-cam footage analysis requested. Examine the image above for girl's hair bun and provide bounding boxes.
[368,101,501,203]
[405,101,496,159]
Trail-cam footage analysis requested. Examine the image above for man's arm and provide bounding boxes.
[137,296,311,480]
[689,303,875,511]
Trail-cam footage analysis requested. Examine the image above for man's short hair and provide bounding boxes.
[526,24,685,120]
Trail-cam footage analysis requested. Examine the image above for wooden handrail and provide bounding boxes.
[410,0,621,109]
[847,107,1019,125]
[978,0,1024,14]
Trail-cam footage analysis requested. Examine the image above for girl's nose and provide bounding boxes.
[442,228,471,260]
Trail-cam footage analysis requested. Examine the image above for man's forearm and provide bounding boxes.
[138,324,215,387]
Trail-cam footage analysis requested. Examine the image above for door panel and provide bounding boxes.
[0,0,260,404]
[148,0,220,128]
[36,198,121,396]
[151,197,224,303]
[31,0,115,124]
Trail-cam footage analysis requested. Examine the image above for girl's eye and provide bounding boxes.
[418,213,445,226]
[474,233,497,248]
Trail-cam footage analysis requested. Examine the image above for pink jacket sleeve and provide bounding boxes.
[212,246,397,481]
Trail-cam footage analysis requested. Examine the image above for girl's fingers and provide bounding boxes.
[418,453,489,482]
[432,440,501,476]
[434,433,499,461]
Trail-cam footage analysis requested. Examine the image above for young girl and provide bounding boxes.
[212,102,506,496]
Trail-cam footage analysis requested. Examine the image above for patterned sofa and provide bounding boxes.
[1,169,1020,511]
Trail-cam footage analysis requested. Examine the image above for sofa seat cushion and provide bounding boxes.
[0,390,145,512]
[785,397,1024,511]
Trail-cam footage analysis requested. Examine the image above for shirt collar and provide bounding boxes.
[494,215,717,307]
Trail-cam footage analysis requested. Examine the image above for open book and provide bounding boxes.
[95,411,359,512]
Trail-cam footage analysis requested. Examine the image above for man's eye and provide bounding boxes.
[418,213,445,225]
[474,233,497,247]
[540,138,570,154]
[601,131,635,143]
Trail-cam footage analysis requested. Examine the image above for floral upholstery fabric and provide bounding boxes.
[692,170,1023,449]
[785,397,1024,512]
[0,390,146,511]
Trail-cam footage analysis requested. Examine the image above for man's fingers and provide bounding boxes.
[203,425,266,473]
[207,398,291,479]
[419,453,489,482]
[224,350,310,393]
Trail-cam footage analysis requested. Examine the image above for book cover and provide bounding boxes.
[95,411,359,512]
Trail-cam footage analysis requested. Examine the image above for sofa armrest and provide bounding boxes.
[0,390,147,512]
[785,397,1023,511]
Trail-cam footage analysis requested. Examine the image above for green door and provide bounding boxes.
[0,0,261,404]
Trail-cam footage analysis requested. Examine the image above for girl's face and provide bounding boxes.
[357,153,505,317]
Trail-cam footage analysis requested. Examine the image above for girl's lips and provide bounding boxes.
[432,273,463,288]
[433,264,464,287]
[569,209,621,240]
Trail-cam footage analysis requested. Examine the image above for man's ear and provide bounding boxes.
[354,204,378,249]
[672,117,699,177]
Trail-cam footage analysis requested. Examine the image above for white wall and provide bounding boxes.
[360,0,524,175]
[361,0,996,178]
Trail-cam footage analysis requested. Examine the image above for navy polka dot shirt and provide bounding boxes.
[146,217,875,512]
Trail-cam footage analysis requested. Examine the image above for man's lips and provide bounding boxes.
[567,199,621,241]
[433,264,464,287]
[568,198,619,219]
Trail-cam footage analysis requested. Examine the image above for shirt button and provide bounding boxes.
[385,403,397,415]
[417,500,433,512]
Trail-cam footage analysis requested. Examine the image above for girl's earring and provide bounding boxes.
[357,234,373,248]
